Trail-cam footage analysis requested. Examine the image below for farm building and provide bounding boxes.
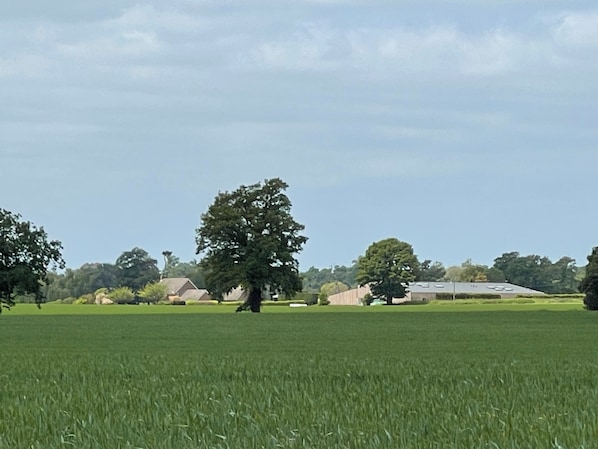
[159,277,212,302]
[327,282,545,306]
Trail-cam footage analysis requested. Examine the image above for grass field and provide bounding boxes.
[0,304,596,448]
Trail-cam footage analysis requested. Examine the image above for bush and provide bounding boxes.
[284,292,318,305]
[13,294,37,304]
[361,293,374,306]
[436,293,502,300]
[94,288,108,297]
[171,300,186,306]
[185,300,221,306]
[318,292,330,306]
[109,287,137,305]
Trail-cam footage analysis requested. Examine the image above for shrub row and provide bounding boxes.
[517,294,584,299]
[436,293,502,300]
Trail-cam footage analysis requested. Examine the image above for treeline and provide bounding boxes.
[301,252,583,295]
[14,248,206,304]
[13,250,584,304]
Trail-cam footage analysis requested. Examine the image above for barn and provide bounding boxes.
[327,282,545,305]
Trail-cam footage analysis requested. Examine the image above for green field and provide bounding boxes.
[0,305,596,448]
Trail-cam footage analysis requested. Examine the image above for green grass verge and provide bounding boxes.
[0,307,596,448]
[4,299,586,316]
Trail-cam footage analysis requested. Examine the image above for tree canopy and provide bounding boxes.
[493,252,579,293]
[115,247,160,292]
[0,209,64,312]
[300,264,357,292]
[162,254,206,288]
[195,178,307,312]
[580,247,598,310]
[356,238,418,305]
[414,260,446,282]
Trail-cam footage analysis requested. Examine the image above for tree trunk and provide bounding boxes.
[386,294,393,306]
[248,288,262,313]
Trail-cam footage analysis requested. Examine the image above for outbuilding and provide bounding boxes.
[327,282,545,305]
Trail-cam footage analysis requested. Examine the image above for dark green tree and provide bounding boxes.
[53,263,118,299]
[548,256,579,294]
[580,247,598,310]
[414,260,446,281]
[356,238,418,305]
[0,209,64,312]
[195,178,308,312]
[115,247,160,292]
[493,252,577,293]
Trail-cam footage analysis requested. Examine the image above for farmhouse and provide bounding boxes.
[159,277,212,302]
[327,282,546,306]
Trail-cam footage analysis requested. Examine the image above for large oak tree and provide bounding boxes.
[0,209,64,312]
[195,178,307,312]
[356,238,418,305]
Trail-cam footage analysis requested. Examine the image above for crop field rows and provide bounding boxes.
[0,306,596,448]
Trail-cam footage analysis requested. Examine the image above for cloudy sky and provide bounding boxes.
[2,0,597,272]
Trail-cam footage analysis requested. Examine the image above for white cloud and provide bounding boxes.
[553,11,598,47]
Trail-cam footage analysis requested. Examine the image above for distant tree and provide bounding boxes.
[51,263,118,299]
[0,209,64,312]
[415,260,446,281]
[356,238,418,305]
[549,256,579,294]
[196,178,308,312]
[43,271,70,302]
[330,264,358,288]
[576,266,586,284]
[486,267,506,283]
[458,259,490,282]
[115,248,160,292]
[161,250,175,278]
[162,256,206,288]
[300,264,357,292]
[443,265,462,282]
[442,260,493,283]
[301,266,327,292]
[138,282,168,305]
[493,252,576,293]
[580,247,598,310]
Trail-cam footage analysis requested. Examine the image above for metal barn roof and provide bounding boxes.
[409,282,545,295]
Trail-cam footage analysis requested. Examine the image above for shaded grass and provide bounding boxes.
[1,309,597,448]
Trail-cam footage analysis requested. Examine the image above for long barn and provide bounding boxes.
[327,282,545,305]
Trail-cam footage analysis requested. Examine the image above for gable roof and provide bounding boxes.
[181,289,212,301]
[159,277,199,296]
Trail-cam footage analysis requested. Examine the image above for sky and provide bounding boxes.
[2,0,597,272]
